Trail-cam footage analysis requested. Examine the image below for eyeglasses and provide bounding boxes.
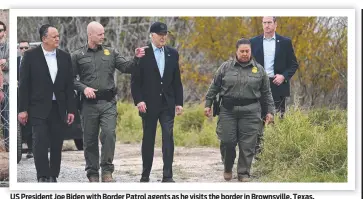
[19,47,29,50]
[0,29,5,32]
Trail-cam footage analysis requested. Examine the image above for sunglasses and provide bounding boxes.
[19,47,29,50]
[0,29,5,32]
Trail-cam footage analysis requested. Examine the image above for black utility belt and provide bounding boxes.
[83,89,115,102]
[222,97,258,109]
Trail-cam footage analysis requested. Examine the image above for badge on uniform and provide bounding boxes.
[104,49,110,56]
[252,66,258,73]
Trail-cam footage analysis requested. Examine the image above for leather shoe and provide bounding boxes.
[161,178,175,183]
[101,173,114,182]
[26,151,33,158]
[238,176,251,182]
[38,177,48,182]
[49,176,57,182]
[140,177,150,182]
[224,172,232,181]
[88,175,99,182]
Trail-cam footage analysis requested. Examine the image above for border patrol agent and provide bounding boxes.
[72,21,146,182]
[204,38,275,182]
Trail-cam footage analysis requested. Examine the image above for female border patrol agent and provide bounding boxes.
[204,38,275,182]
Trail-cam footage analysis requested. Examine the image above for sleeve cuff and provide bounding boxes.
[205,99,213,108]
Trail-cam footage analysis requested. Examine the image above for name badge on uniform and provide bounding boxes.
[252,66,258,73]
[104,49,110,56]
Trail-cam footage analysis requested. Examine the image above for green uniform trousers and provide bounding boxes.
[217,102,262,178]
[81,99,117,178]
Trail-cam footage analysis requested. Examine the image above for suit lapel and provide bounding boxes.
[54,49,61,85]
[37,46,53,84]
[274,33,281,63]
[257,35,264,67]
[163,46,170,80]
[17,56,20,68]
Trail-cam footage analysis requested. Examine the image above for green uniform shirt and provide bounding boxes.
[205,58,275,114]
[71,44,138,92]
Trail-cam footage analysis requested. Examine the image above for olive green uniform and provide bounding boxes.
[72,45,138,178]
[205,58,275,178]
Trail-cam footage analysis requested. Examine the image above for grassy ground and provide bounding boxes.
[115,102,347,182]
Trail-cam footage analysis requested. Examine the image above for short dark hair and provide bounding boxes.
[18,40,29,44]
[236,38,251,49]
[0,21,6,31]
[262,16,277,23]
[39,24,55,42]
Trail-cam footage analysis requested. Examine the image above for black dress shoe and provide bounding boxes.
[162,178,175,183]
[49,176,57,182]
[38,177,48,182]
[26,151,33,158]
[140,177,150,182]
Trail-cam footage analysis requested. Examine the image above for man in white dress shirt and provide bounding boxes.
[18,24,76,182]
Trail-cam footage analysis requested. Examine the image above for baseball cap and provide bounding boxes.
[150,22,169,34]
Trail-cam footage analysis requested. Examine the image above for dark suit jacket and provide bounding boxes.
[19,45,76,122]
[250,33,299,97]
[17,56,21,81]
[131,44,183,117]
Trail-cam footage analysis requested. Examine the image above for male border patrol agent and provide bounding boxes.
[72,21,146,182]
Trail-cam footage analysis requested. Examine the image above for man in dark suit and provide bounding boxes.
[250,16,299,154]
[17,40,33,159]
[18,24,76,182]
[131,22,183,183]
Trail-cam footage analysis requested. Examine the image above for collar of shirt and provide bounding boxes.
[41,44,56,56]
[234,57,254,68]
[87,44,103,52]
[263,33,276,41]
[151,43,164,52]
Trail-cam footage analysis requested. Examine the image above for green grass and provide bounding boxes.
[115,102,347,182]
[254,107,347,182]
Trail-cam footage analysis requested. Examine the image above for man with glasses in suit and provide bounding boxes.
[17,40,33,158]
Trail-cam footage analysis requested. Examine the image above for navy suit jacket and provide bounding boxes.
[17,56,21,81]
[131,43,183,117]
[250,33,299,97]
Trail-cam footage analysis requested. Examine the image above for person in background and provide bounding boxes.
[17,40,33,158]
[250,16,299,155]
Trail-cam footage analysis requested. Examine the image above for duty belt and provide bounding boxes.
[222,97,258,109]
[83,89,116,102]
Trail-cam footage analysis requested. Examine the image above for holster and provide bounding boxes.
[212,95,221,117]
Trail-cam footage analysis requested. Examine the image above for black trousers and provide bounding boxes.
[267,78,287,118]
[255,86,287,155]
[273,95,286,118]
[22,123,33,151]
[141,97,175,179]
[31,101,64,179]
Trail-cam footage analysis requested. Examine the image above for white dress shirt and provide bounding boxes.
[41,45,58,100]
[263,34,276,78]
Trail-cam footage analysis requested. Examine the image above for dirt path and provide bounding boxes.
[17,141,258,183]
